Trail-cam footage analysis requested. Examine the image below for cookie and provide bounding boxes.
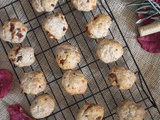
[8,46,35,67]
[76,103,104,120]
[0,18,28,43]
[32,0,58,13]
[71,0,97,12]
[96,39,124,63]
[30,94,55,119]
[61,70,87,95]
[86,14,112,39]
[56,42,81,70]
[42,13,68,40]
[20,71,46,95]
[116,99,146,120]
[108,66,137,90]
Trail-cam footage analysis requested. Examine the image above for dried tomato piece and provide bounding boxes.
[0,69,13,98]
[7,104,33,120]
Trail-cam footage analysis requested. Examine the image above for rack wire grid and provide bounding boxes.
[0,0,160,120]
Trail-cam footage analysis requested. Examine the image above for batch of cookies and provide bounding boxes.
[0,0,147,120]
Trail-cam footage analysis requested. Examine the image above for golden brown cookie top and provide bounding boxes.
[108,66,137,90]
[56,42,81,70]
[96,39,124,64]
[20,71,46,95]
[30,94,55,119]
[116,99,146,120]
[86,14,112,39]
[61,70,88,95]
[77,103,104,120]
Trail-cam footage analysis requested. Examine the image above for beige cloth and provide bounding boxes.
[0,0,160,120]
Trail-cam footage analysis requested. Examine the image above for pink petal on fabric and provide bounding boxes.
[7,104,33,120]
[0,69,13,98]
[137,32,160,53]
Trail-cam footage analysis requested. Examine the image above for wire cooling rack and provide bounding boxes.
[0,0,160,120]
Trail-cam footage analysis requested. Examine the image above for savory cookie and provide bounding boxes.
[56,42,81,70]
[76,103,104,120]
[71,0,97,12]
[30,94,55,119]
[42,13,68,40]
[86,14,112,39]
[96,39,124,63]
[108,66,137,90]
[116,99,146,120]
[0,18,28,43]
[20,71,46,95]
[8,46,35,67]
[61,70,88,95]
[32,0,58,13]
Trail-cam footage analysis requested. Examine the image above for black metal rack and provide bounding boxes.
[0,0,160,120]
